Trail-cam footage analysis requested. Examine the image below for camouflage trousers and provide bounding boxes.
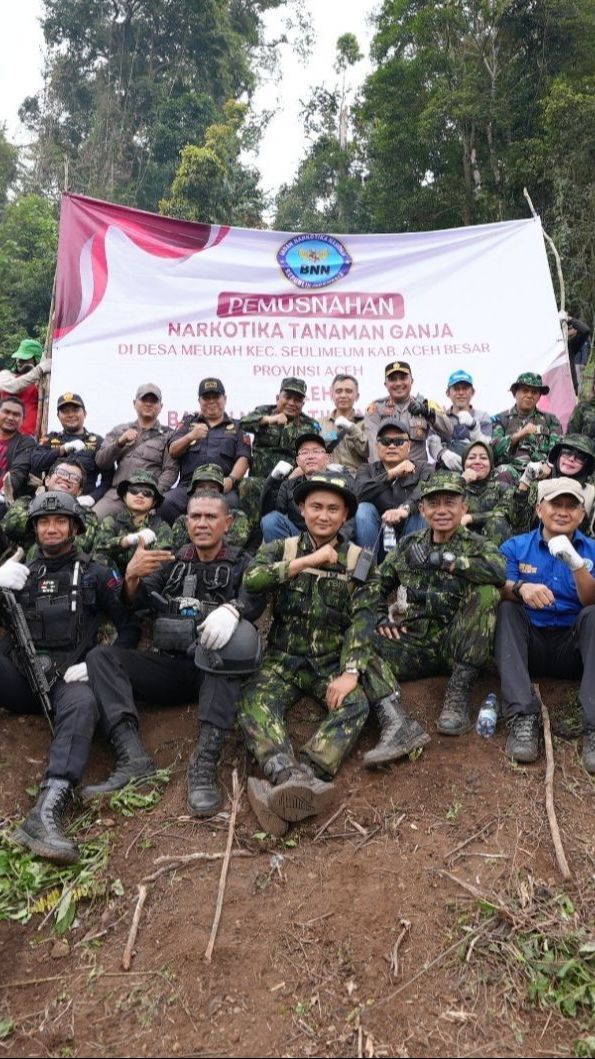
[237,650,395,777]
[373,585,500,685]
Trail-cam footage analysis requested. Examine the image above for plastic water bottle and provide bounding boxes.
[383,525,397,551]
[476,694,499,738]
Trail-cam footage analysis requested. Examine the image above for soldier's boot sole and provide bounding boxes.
[247,778,289,838]
[12,824,79,865]
[268,776,335,823]
[436,707,472,736]
[363,722,431,767]
[80,758,156,802]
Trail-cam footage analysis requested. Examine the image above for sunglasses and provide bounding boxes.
[559,448,586,461]
[377,436,408,447]
[52,468,83,484]
[127,485,155,498]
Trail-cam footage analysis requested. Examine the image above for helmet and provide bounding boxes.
[27,490,86,534]
[193,619,263,675]
[117,470,163,505]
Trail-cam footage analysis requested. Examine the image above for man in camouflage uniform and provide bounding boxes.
[2,458,98,558]
[237,471,396,836]
[31,392,110,504]
[364,360,453,465]
[491,372,562,478]
[92,470,173,574]
[170,464,251,551]
[363,471,506,766]
[568,390,595,443]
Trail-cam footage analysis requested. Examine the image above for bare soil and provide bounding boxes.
[0,673,593,1059]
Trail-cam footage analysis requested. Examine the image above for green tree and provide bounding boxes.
[0,127,18,215]
[0,195,58,361]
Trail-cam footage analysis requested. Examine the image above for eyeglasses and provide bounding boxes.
[52,468,83,484]
[377,436,408,447]
[127,485,155,498]
[559,448,586,462]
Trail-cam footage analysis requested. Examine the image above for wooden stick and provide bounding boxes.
[444,817,498,861]
[389,919,411,978]
[534,683,572,879]
[313,801,346,841]
[523,187,566,313]
[438,870,516,922]
[204,769,242,963]
[121,883,148,971]
[143,849,251,884]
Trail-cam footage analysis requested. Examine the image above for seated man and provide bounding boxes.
[240,377,320,479]
[31,392,109,503]
[238,471,396,836]
[354,418,430,555]
[320,374,368,475]
[260,431,342,542]
[363,471,506,765]
[2,457,99,557]
[491,372,562,479]
[495,477,595,772]
[1,492,138,863]
[160,377,251,523]
[84,493,265,815]
[92,470,173,574]
[428,369,492,471]
[171,464,251,551]
[0,397,36,506]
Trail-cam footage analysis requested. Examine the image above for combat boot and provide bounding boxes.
[246,777,289,837]
[582,730,595,774]
[81,721,155,800]
[13,779,78,864]
[437,663,478,735]
[363,694,430,767]
[505,713,540,762]
[264,753,335,823]
[187,723,225,817]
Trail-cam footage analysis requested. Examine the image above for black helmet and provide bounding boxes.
[27,490,86,534]
[117,469,163,506]
[193,619,263,675]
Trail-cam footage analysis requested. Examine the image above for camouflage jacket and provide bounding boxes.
[568,400,595,442]
[370,525,506,638]
[464,476,513,544]
[171,507,251,551]
[491,407,562,470]
[92,509,173,573]
[242,533,379,672]
[239,406,321,479]
[2,496,99,556]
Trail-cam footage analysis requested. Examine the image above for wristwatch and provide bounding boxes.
[512,580,525,600]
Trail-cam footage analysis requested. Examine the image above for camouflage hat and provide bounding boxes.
[296,431,327,454]
[548,433,595,467]
[510,372,549,395]
[293,471,358,518]
[187,463,225,494]
[280,377,307,397]
[117,469,163,505]
[420,471,466,499]
[11,338,43,362]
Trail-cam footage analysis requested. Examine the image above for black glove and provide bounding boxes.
[407,538,432,567]
[408,395,434,421]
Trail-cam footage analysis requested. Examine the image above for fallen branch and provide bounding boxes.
[142,849,252,884]
[444,817,498,861]
[205,768,242,962]
[534,683,571,879]
[121,884,148,971]
[375,930,485,1007]
[438,870,517,923]
[389,919,411,978]
[313,801,346,841]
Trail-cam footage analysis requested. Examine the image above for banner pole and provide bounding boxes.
[35,157,69,438]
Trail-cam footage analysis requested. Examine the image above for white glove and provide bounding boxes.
[271,460,293,481]
[334,416,356,433]
[457,410,475,428]
[63,439,85,453]
[548,535,585,571]
[199,604,239,650]
[77,494,95,508]
[440,450,463,471]
[63,662,89,683]
[38,357,52,374]
[123,528,157,549]
[558,310,569,323]
[0,559,30,591]
[520,461,547,486]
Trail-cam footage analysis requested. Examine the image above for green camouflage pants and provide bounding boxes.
[374,584,500,683]
[237,650,393,777]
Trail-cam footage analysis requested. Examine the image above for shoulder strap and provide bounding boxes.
[282,537,300,563]
[346,542,362,573]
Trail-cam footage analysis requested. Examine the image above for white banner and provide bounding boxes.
[51,195,574,434]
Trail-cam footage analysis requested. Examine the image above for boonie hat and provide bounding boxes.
[293,471,358,518]
[510,372,549,395]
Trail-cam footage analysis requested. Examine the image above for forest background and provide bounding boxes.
[0,0,593,370]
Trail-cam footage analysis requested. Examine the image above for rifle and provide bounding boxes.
[1,587,55,735]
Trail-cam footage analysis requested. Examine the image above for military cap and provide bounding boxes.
[187,463,225,494]
[135,382,162,400]
[27,490,86,533]
[377,418,410,437]
[294,471,358,518]
[420,471,466,499]
[11,338,43,362]
[537,477,585,505]
[510,372,549,395]
[447,369,473,388]
[117,469,163,505]
[385,360,412,378]
[280,377,307,397]
[198,377,225,397]
[57,391,85,410]
[296,431,327,454]
[548,433,595,467]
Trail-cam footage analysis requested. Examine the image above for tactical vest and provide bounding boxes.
[18,556,98,655]
[282,537,362,584]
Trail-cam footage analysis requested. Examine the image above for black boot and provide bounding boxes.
[187,723,225,817]
[264,753,335,823]
[13,779,78,864]
[81,721,155,800]
[437,664,478,735]
[363,694,430,767]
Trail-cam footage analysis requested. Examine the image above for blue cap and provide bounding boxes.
[447,369,473,388]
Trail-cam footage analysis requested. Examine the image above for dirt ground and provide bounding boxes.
[0,672,593,1059]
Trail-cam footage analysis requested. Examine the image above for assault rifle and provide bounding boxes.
[1,588,55,734]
